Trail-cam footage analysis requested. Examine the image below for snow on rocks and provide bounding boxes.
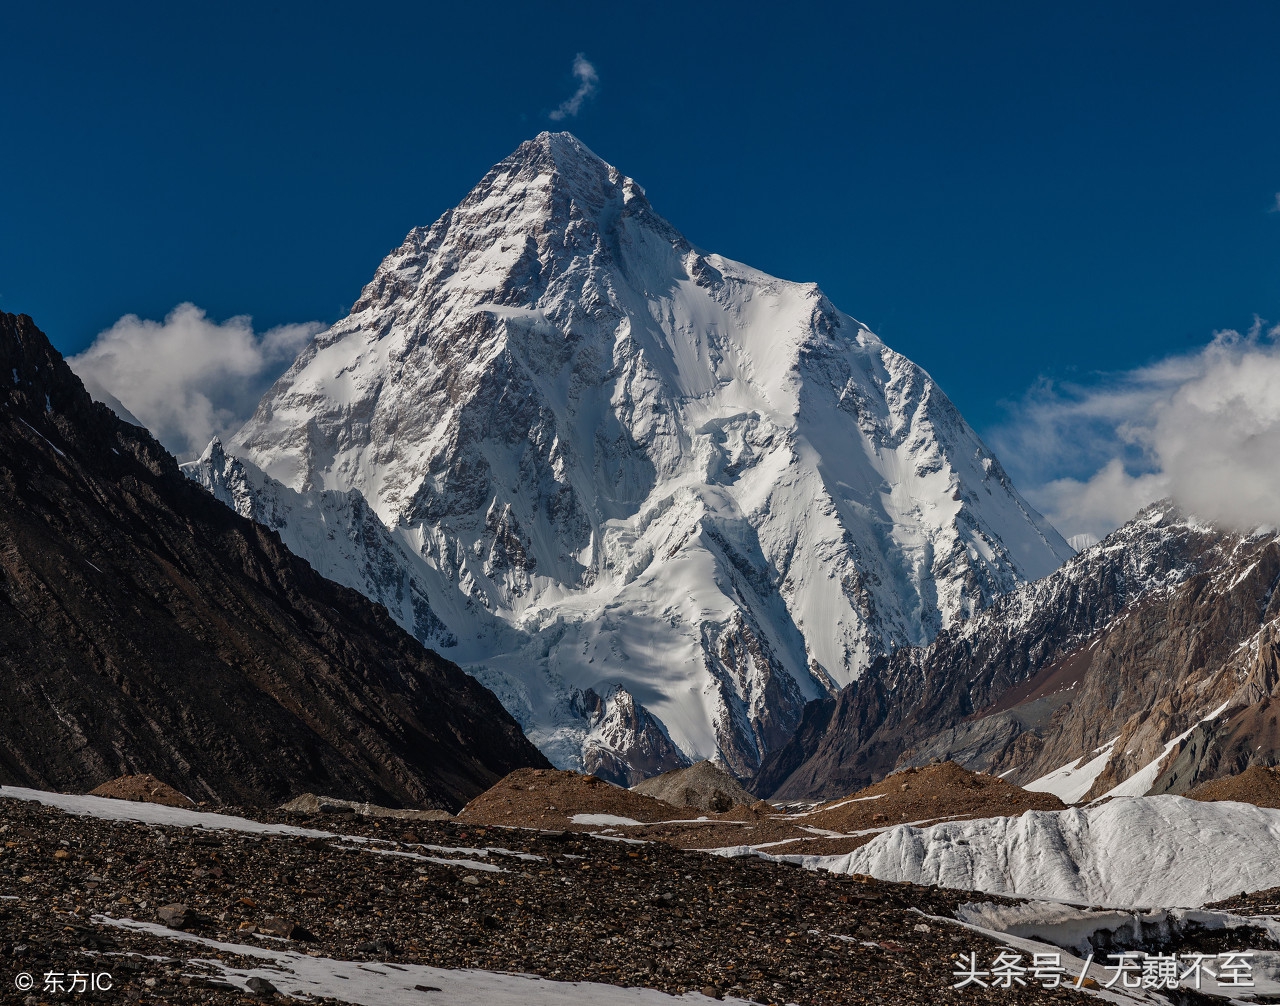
[817,796,1280,908]
[1024,739,1117,804]
[1,786,516,872]
[0,784,333,837]
[190,131,1072,783]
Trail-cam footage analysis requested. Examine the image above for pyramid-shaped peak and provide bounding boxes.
[516,131,609,173]
[483,132,648,216]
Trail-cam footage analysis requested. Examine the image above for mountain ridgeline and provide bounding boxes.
[757,505,1280,801]
[0,312,549,810]
[187,131,1073,784]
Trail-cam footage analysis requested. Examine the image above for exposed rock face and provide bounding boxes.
[757,504,1280,800]
[185,131,1071,782]
[573,686,689,787]
[630,760,755,812]
[0,312,549,810]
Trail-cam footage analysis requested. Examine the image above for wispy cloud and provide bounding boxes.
[990,320,1280,541]
[1271,192,1280,213]
[548,53,598,121]
[68,303,322,459]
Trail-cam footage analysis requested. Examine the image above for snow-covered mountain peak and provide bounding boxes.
[205,133,1073,783]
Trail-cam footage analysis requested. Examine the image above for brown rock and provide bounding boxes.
[156,903,196,929]
[89,774,196,808]
[1186,764,1280,808]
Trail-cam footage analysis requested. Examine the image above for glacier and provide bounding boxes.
[810,795,1280,908]
[186,132,1072,782]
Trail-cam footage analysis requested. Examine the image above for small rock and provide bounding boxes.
[700,986,723,1000]
[461,875,481,886]
[259,916,315,940]
[157,903,195,929]
[913,923,931,933]
[53,848,70,860]
[245,976,278,996]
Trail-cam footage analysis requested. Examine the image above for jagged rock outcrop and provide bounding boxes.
[182,132,1071,782]
[0,312,549,810]
[757,505,1279,800]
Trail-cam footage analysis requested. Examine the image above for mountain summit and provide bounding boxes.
[194,132,1072,782]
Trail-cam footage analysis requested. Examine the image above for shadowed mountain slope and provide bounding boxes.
[0,312,548,810]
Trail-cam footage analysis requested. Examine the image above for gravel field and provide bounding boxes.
[0,792,1083,1005]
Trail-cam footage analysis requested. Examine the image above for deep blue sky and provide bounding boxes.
[3,1,1279,441]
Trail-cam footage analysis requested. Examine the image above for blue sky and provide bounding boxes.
[4,2,1280,538]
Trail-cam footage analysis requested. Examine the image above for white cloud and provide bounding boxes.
[992,321,1280,541]
[69,303,322,459]
[548,53,598,121]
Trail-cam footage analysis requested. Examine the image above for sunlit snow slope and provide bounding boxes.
[191,133,1071,782]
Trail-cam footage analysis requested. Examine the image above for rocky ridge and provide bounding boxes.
[184,131,1072,785]
[0,312,548,809]
[757,503,1280,802]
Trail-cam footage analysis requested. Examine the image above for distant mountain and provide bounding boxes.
[758,503,1280,801]
[189,131,1072,784]
[0,312,548,810]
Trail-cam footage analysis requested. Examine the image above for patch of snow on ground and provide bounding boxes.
[0,786,333,837]
[0,787,521,873]
[792,793,886,816]
[93,916,743,1005]
[931,907,1280,1002]
[570,813,644,827]
[955,901,1280,957]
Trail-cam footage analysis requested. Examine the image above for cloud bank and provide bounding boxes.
[549,54,598,120]
[992,321,1280,542]
[69,303,322,459]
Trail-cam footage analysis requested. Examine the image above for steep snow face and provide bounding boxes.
[819,796,1280,908]
[205,132,1071,781]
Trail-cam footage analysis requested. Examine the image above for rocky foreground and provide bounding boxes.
[0,789,1088,1005]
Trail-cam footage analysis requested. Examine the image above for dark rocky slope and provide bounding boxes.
[758,506,1280,801]
[0,312,548,809]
